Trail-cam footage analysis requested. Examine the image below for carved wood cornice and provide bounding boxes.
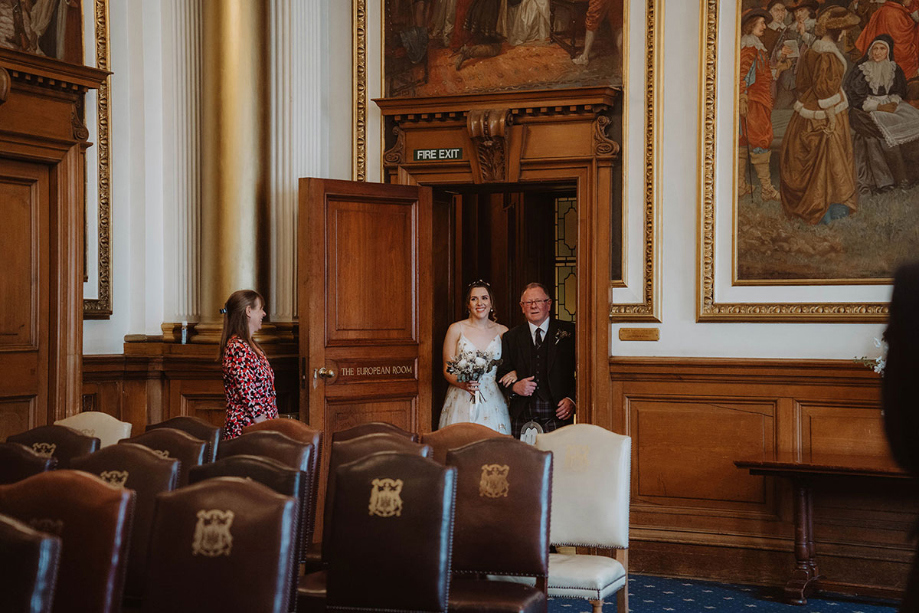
[0,48,108,94]
[467,109,511,182]
[375,85,620,117]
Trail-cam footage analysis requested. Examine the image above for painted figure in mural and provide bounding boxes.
[451,0,503,69]
[573,0,623,66]
[738,9,790,201]
[844,34,919,192]
[779,7,860,224]
[507,0,550,46]
[429,0,457,47]
[855,0,919,80]
[764,1,802,109]
[850,0,889,30]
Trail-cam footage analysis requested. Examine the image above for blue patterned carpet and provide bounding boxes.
[547,575,899,613]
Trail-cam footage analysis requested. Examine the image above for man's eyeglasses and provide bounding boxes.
[520,299,551,306]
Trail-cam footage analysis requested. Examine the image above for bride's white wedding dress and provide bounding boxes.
[439,332,511,434]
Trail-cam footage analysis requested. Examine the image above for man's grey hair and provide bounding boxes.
[520,282,550,300]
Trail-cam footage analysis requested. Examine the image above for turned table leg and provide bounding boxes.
[784,478,820,605]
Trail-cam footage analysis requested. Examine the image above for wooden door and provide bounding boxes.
[0,159,50,439]
[298,178,432,437]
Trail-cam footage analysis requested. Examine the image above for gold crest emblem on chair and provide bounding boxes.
[99,470,129,488]
[368,478,403,517]
[31,443,56,458]
[192,509,234,557]
[479,464,510,498]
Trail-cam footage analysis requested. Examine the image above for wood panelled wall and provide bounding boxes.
[611,358,916,593]
[82,343,299,435]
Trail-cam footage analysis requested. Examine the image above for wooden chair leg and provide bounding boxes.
[615,548,629,613]
[589,600,603,613]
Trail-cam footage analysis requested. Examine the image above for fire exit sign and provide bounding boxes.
[413,148,462,161]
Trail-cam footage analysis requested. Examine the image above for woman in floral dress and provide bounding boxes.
[220,289,278,439]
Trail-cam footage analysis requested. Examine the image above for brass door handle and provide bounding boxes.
[314,367,336,380]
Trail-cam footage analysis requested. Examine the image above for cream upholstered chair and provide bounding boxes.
[55,411,132,448]
[501,424,631,613]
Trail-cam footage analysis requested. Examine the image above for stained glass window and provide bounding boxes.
[555,197,577,323]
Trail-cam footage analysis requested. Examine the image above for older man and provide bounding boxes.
[497,283,576,439]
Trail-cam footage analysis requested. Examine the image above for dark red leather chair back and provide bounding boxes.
[0,512,61,613]
[146,415,223,463]
[322,434,431,564]
[142,477,297,613]
[332,421,419,443]
[189,455,307,610]
[326,453,456,612]
[242,419,322,545]
[422,422,508,464]
[446,437,552,578]
[121,428,206,486]
[70,443,180,602]
[0,470,135,613]
[7,425,100,469]
[217,430,313,473]
[0,442,57,484]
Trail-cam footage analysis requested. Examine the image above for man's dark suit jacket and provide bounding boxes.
[497,318,576,423]
[883,260,919,475]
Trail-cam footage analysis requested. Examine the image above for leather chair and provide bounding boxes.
[146,415,223,463]
[514,424,631,613]
[120,428,207,486]
[325,453,456,613]
[70,442,180,604]
[242,419,322,549]
[142,477,298,613]
[331,421,419,443]
[189,455,307,611]
[0,512,61,613]
[422,422,507,464]
[298,433,433,608]
[217,430,313,474]
[446,437,551,613]
[54,411,132,447]
[0,442,57,484]
[0,470,135,613]
[7,424,100,469]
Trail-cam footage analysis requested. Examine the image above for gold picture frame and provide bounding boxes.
[83,0,112,318]
[697,0,888,323]
[353,0,663,323]
[609,0,662,323]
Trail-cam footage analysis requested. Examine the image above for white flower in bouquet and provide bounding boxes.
[446,349,503,405]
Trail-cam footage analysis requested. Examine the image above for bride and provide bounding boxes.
[439,280,514,433]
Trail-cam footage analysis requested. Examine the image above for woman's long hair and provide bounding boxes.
[218,289,265,359]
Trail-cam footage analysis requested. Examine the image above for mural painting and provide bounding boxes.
[383,0,624,98]
[0,0,83,64]
[735,0,919,283]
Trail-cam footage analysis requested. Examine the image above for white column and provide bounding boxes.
[269,0,325,323]
[162,0,203,324]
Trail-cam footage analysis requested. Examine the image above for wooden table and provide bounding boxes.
[735,453,910,605]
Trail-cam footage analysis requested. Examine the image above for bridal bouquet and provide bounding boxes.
[446,350,502,410]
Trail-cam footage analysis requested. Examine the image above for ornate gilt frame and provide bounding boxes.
[609,0,662,322]
[83,0,112,318]
[697,0,888,322]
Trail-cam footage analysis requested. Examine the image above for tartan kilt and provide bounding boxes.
[512,398,567,439]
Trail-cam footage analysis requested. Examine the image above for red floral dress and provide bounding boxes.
[222,336,278,439]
